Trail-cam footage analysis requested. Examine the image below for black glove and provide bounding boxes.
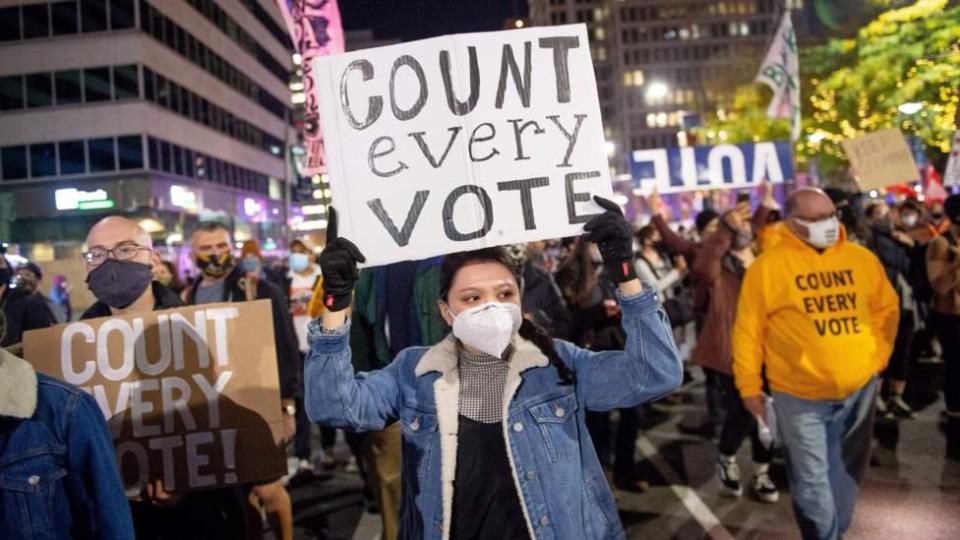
[319,207,366,312]
[583,196,637,283]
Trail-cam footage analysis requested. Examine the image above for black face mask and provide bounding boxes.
[86,259,154,309]
[932,212,945,220]
[195,252,234,278]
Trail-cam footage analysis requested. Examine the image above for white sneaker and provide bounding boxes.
[752,471,779,503]
[716,455,742,497]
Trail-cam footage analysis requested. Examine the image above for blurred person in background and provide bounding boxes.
[692,207,779,503]
[14,262,65,323]
[0,254,56,351]
[555,238,649,492]
[865,201,920,419]
[288,238,338,473]
[155,259,186,296]
[49,274,73,322]
[927,194,960,425]
[519,241,572,340]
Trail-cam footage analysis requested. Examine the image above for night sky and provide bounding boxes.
[340,0,527,42]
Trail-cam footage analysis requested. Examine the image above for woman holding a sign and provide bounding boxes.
[306,199,683,539]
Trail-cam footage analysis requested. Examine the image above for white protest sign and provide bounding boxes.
[313,24,613,266]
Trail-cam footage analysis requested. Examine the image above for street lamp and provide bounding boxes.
[898,102,923,115]
[645,81,670,102]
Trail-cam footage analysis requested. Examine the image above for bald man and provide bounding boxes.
[733,188,899,540]
[80,216,250,539]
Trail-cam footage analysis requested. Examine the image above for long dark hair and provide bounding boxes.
[439,248,575,385]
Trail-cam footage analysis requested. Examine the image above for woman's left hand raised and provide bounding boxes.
[584,196,638,284]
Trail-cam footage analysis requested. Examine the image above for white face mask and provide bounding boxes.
[448,302,522,358]
[796,216,840,249]
[902,214,918,228]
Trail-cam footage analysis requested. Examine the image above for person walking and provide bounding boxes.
[0,254,56,351]
[693,209,779,503]
[306,201,682,539]
[733,188,899,540]
[184,221,300,540]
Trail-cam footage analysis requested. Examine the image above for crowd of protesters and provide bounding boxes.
[2,181,959,539]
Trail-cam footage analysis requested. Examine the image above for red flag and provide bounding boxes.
[924,165,947,202]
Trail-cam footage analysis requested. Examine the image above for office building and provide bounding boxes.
[528,0,804,175]
[0,0,294,253]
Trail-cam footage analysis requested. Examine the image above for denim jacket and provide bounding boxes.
[0,349,134,539]
[305,289,682,539]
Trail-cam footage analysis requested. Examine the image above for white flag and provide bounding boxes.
[756,12,800,141]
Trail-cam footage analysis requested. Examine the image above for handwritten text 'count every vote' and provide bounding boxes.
[338,35,600,246]
[60,307,240,490]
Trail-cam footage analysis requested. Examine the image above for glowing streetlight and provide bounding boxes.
[645,81,670,101]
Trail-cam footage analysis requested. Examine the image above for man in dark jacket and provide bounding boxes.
[185,221,300,540]
[521,241,572,340]
[80,216,249,539]
[1,254,56,350]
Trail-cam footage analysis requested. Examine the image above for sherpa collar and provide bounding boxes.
[414,333,550,377]
[0,348,38,419]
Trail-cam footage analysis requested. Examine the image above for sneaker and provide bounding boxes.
[888,396,917,419]
[716,455,742,497]
[752,471,779,503]
[875,395,893,420]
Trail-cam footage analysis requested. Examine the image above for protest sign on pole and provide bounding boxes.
[313,24,613,267]
[23,300,286,494]
[630,141,795,194]
[755,12,801,141]
[276,0,345,175]
[840,128,919,190]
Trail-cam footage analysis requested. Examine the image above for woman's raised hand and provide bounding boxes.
[319,207,365,313]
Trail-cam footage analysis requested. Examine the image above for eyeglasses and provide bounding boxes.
[82,243,151,266]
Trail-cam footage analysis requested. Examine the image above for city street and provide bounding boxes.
[284,362,960,539]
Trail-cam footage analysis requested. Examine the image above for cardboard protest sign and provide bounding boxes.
[23,300,286,494]
[313,24,613,266]
[630,141,794,194]
[840,128,919,190]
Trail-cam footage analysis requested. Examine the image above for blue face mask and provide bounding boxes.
[289,252,311,273]
[241,256,260,273]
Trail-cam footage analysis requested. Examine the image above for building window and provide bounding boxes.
[29,144,56,177]
[1,146,28,180]
[59,140,85,174]
[80,0,107,33]
[110,0,134,29]
[26,73,53,108]
[159,140,171,172]
[155,74,168,108]
[83,67,111,101]
[88,137,116,172]
[0,7,20,41]
[117,135,143,169]
[22,3,50,39]
[112,64,138,99]
[0,75,23,110]
[142,67,154,101]
[55,70,82,104]
[52,1,79,35]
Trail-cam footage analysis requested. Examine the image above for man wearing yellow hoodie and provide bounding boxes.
[733,188,899,540]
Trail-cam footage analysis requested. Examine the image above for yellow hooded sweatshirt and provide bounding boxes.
[733,225,899,401]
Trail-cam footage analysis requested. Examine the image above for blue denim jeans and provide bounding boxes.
[772,377,878,540]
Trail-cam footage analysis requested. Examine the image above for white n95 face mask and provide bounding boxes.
[450,302,522,358]
[796,216,840,249]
